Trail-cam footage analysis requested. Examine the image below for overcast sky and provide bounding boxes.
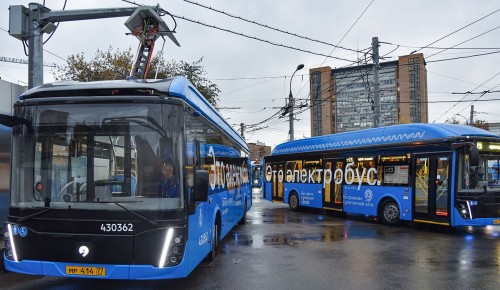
[1,0,500,148]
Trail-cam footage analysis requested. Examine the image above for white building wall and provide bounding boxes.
[0,79,27,114]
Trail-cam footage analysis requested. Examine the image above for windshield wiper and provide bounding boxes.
[111,202,157,225]
[17,208,53,223]
[102,116,166,137]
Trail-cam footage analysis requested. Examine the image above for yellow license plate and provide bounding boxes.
[66,266,106,276]
[494,220,500,224]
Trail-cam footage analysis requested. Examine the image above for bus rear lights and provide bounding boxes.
[6,224,19,261]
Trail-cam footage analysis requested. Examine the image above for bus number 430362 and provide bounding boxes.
[100,223,134,232]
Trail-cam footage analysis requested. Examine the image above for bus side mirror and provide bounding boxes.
[0,114,23,127]
[192,170,208,202]
[0,114,31,131]
[469,145,479,166]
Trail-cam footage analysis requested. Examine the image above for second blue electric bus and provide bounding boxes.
[263,123,500,227]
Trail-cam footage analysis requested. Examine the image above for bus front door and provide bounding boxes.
[413,154,451,225]
[272,163,284,202]
[323,159,344,211]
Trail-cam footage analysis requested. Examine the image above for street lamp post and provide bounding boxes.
[455,113,468,125]
[288,64,304,141]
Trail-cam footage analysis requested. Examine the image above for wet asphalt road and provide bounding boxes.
[1,188,500,290]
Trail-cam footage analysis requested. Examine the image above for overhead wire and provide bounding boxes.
[297,45,500,121]
[294,0,375,103]
[170,14,358,63]
[410,7,500,54]
[427,50,500,63]
[381,41,500,51]
[319,0,375,68]
[181,0,363,54]
[433,70,500,122]
[426,25,500,58]
[117,1,500,133]
[117,0,385,134]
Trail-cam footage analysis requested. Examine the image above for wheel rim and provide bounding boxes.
[290,194,298,208]
[383,203,399,222]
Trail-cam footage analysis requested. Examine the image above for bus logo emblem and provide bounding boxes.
[365,189,373,202]
[79,246,90,257]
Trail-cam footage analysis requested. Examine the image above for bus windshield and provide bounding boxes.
[10,103,185,214]
[464,156,500,189]
[460,144,500,191]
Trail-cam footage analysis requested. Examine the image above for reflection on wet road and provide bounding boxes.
[1,189,499,290]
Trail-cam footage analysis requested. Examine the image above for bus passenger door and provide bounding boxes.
[323,159,343,211]
[413,154,451,224]
[271,163,284,202]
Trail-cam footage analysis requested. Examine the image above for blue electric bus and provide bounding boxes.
[251,163,262,188]
[263,123,500,227]
[0,77,252,279]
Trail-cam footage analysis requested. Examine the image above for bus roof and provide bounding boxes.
[272,123,499,155]
[18,77,248,152]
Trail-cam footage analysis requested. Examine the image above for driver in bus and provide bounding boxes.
[159,151,180,198]
[470,166,485,189]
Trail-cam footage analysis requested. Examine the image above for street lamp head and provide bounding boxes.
[296,64,304,71]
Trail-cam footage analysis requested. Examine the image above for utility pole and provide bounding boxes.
[372,37,381,128]
[470,105,474,126]
[9,3,178,88]
[240,123,245,139]
[288,64,304,141]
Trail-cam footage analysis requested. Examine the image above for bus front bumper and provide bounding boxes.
[4,255,188,280]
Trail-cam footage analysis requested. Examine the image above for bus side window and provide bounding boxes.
[302,159,322,183]
[349,157,375,185]
[286,160,302,182]
[378,155,410,186]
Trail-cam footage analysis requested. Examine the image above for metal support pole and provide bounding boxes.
[470,105,474,125]
[288,64,304,141]
[372,37,380,128]
[28,3,45,88]
[288,89,294,141]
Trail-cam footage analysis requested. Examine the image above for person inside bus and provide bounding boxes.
[159,152,180,198]
[470,166,485,189]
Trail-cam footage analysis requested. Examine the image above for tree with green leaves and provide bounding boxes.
[52,46,220,107]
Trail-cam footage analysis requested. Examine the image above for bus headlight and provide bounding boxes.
[5,224,19,261]
[456,202,472,219]
[158,228,185,268]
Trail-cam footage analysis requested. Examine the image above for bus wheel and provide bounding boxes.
[289,192,299,211]
[380,199,402,226]
[208,223,219,261]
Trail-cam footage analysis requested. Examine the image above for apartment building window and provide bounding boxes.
[408,57,421,123]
